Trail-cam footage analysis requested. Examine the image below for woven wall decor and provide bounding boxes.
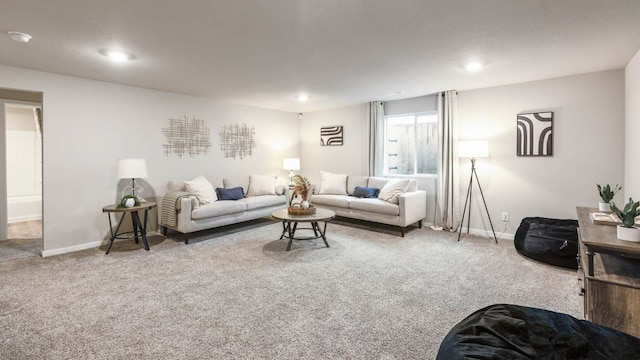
[161,115,211,158]
[219,123,256,159]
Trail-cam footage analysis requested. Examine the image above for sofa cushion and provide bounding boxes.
[347,176,369,194]
[319,171,348,194]
[238,195,284,210]
[368,177,391,190]
[311,194,351,208]
[349,198,400,216]
[378,179,411,204]
[247,174,276,196]
[223,177,250,192]
[184,176,216,205]
[216,187,245,200]
[191,201,247,220]
[167,180,186,192]
[352,186,379,198]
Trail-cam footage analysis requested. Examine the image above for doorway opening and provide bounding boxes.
[0,88,43,260]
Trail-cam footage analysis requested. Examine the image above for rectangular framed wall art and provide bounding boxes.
[320,126,343,146]
[517,112,553,156]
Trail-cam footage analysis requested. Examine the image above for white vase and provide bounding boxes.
[598,201,610,212]
[125,198,136,208]
[617,225,640,242]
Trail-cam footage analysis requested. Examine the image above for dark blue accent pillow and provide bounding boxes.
[216,187,244,200]
[352,186,379,198]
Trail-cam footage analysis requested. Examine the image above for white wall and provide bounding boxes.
[300,105,369,185]
[0,64,299,256]
[625,49,640,200]
[457,70,625,237]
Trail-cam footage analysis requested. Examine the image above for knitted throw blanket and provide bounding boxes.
[161,191,194,227]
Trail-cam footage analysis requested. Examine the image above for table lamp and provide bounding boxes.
[283,158,300,186]
[117,159,148,198]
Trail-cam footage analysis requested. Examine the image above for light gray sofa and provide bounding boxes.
[160,175,287,243]
[309,175,427,236]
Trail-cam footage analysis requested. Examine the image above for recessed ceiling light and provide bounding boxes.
[465,62,482,71]
[386,91,404,96]
[101,49,133,62]
[8,31,31,43]
[297,94,309,102]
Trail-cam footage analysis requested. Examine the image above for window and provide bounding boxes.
[384,112,438,175]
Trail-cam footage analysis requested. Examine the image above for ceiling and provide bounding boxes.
[1,0,640,113]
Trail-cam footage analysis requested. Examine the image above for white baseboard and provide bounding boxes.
[41,241,102,257]
[40,231,162,257]
[464,228,514,241]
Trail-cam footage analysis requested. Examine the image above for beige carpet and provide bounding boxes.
[0,218,582,359]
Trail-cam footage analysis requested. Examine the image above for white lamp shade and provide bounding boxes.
[458,141,489,158]
[117,159,148,179]
[283,158,300,171]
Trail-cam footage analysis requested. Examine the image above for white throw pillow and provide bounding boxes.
[319,171,348,195]
[247,174,276,196]
[378,179,411,204]
[184,176,216,205]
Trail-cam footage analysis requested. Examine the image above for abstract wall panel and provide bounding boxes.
[219,123,256,159]
[162,115,212,158]
[320,126,343,146]
[517,112,553,156]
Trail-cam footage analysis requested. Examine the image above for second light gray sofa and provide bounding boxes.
[309,172,427,236]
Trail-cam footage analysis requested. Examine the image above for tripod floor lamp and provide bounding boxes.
[457,141,497,243]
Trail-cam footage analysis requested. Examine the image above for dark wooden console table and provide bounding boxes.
[576,206,640,337]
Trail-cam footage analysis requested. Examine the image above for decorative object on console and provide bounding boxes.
[517,111,553,156]
[162,115,211,158]
[117,194,141,209]
[596,183,621,211]
[117,158,147,200]
[282,158,300,186]
[457,141,497,243]
[320,125,343,146]
[219,123,256,159]
[289,175,315,214]
[610,197,640,242]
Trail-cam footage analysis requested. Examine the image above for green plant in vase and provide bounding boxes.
[610,198,640,242]
[117,194,141,209]
[596,183,621,211]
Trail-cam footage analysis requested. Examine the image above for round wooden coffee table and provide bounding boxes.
[271,208,335,251]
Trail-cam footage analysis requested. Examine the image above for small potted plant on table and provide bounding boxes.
[597,183,621,211]
[610,198,640,242]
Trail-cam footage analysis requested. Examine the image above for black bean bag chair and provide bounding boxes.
[514,217,579,269]
[437,304,640,359]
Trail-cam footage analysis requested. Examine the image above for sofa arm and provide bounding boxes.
[174,197,196,231]
[161,190,197,229]
[398,190,427,226]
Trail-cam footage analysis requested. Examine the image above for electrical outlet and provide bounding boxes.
[501,212,509,222]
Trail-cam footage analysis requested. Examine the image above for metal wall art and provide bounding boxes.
[320,125,343,146]
[219,123,256,159]
[517,112,553,156]
[162,115,212,158]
